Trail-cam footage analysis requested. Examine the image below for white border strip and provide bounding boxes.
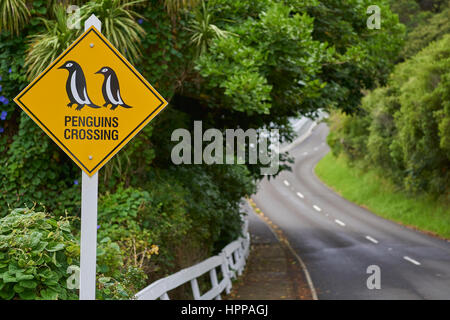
[403,256,421,266]
[280,121,317,153]
[365,235,378,244]
[249,201,319,300]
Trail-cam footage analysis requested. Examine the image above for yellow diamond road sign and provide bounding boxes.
[14,26,168,176]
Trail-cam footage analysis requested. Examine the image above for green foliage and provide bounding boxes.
[391,35,450,194]
[97,184,190,272]
[0,207,79,300]
[96,265,148,300]
[196,35,272,114]
[196,1,330,115]
[328,35,450,198]
[326,110,370,161]
[25,4,77,80]
[401,5,450,58]
[389,0,430,29]
[389,0,449,59]
[164,0,200,18]
[172,163,255,251]
[0,30,28,142]
[316,153,450,238]
[139,3,192,98]
[80,0,146,65]
[25,0,146,80]
[0,113,81,218]
[186,0,232,56]
[307,0,405,114]
[0,206,148,300]
[0,0,30,35]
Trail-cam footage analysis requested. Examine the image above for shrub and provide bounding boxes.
[0,207,79,300]
[401,5,450,58]
[97,184,191,281]
[327,34,450,199]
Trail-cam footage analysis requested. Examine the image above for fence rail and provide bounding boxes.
[135,218,250,300]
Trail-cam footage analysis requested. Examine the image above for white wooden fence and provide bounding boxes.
[135,218,250,300]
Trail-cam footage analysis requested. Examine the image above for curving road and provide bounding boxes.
[252,121,450,299]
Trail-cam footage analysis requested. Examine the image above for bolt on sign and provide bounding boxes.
[14,26,168,176]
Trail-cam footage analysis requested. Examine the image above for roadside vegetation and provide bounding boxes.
[318,0,449,238]
[316,153,450,238]
[0,0,405,299]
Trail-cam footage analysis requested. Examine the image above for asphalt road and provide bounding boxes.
[252,121,450,299]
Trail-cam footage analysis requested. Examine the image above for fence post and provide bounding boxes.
[135,216,249,300]
[191,278,201,300]
[160,293,170,300]
[209,268,220,300]
[220,252,232,295]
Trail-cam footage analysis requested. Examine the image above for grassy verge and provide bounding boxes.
[315,152,450,239]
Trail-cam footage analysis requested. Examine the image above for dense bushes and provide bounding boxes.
[401,3,450,58]
[97,184,189,274]
[389,0,449,59]
[94,184,192,299]
[328,35,450,199]
[0,208,79,300]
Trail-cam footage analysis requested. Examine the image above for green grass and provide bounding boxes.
[315,152,450,239]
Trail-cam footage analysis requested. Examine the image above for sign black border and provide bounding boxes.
[15,28,166,175]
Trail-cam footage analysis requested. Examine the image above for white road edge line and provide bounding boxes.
[403,256,421,266]
[365,235,378,244]
[313,205,321,212]
[249,202,319,300]
[334,219,346,227]
[280,121,317,153]
[283,180,290,187]
[296,192,304,199]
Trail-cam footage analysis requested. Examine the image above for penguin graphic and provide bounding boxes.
[95,67,132,110]
[58,60,100,111]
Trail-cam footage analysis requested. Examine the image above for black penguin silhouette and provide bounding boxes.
[95,67,132,110]
[58,60,100,111]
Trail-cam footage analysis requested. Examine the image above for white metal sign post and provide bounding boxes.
[80,172,98,300]
[79,15,101,300]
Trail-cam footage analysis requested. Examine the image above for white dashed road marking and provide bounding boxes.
[313,205,322,212]
[303,152,308,155]
[404,256,421,266]
[334,219,346,227]
[283,180,290,187]
[365,236,379,244]
[296,192,304,199]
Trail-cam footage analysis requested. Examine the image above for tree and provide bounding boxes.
[306,0,405,114]
[327,35,450,197]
